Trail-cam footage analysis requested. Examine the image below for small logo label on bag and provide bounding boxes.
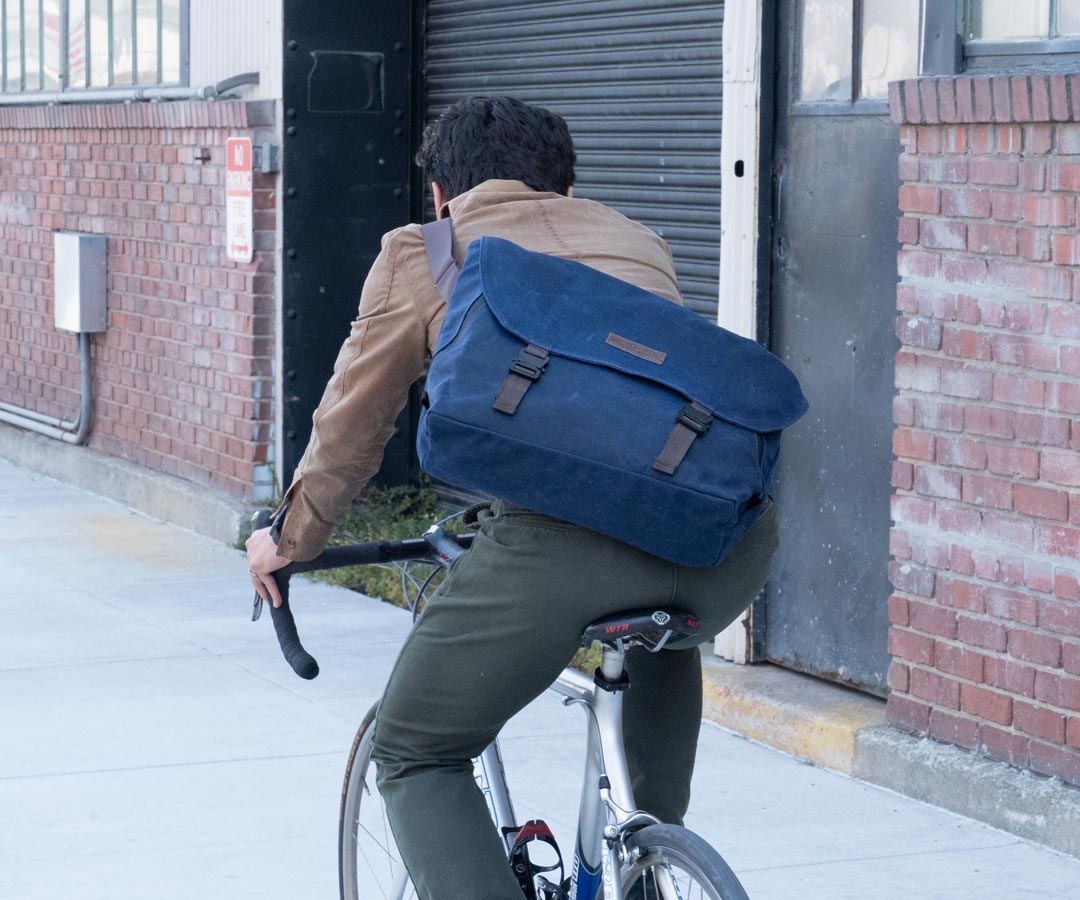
[652,611,671,626]
[605,333,667,365]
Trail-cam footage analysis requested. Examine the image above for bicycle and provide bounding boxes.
[251,512,751,900]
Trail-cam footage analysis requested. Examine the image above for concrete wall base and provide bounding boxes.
[854,726,1080,859]
[0,423,249,547]
[702,656,1080,859]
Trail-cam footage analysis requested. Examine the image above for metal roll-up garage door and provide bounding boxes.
[424,0,724,317]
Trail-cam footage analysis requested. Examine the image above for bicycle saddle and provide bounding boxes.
[580,608,701,651]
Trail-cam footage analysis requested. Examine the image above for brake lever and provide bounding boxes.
[250,508,275,621]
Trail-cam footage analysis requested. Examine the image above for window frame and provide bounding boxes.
[964,35,1080,72]
[1,0,190,96]
[791,0,924,117]
[949,0,1080,72]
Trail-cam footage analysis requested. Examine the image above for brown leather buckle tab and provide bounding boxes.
[652,401,714,475]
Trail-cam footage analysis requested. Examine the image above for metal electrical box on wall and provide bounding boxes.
[54,232,107,333]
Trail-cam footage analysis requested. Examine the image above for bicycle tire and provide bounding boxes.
[619,824,750,900]
[338,702,418,900]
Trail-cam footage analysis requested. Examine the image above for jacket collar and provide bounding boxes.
[443,180,561,219]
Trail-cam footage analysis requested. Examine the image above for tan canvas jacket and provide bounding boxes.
[278,179,682,561]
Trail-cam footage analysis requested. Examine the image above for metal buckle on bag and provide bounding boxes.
[508,346,549,382]
[509,359,545,381]
[677,403,713,434]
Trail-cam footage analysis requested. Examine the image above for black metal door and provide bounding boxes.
[763,0,914,694]
[281,1,422,486]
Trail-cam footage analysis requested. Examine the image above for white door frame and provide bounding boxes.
[714,0,763,664]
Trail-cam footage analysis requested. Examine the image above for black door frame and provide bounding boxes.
[280,0,426,490]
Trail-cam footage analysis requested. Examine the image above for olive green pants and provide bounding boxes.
[371,500,779,900]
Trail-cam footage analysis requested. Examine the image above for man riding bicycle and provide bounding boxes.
[246,96,778,900]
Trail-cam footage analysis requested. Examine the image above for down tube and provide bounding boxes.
[568,714,605,900]
[473,739,518,851]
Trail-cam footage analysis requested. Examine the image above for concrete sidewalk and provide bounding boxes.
[2,457,1078,900]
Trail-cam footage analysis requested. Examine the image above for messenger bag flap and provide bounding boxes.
[468,237,808,433]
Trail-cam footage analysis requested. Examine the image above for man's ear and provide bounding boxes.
[432,182,447,220]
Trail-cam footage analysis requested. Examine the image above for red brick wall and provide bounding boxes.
[888,74,1080,784]
[0,100,277,500]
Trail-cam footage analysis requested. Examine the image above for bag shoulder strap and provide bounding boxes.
[420,218,460,301]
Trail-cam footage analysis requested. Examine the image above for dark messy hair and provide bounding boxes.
[415,96,576,200]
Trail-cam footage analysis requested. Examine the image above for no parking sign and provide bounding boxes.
[226,137,253,263]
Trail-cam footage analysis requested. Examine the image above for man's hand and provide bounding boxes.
[245,526,291,608]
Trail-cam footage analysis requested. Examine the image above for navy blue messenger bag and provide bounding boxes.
[416,219,808,567]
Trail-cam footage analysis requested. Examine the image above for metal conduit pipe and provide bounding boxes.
[0,333,93,445]
[0,72,260,107]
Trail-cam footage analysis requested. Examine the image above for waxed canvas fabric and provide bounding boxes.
[417,236,809,566]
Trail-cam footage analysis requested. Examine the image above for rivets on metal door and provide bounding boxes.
[288,40,298,51]
[286,126,298,137]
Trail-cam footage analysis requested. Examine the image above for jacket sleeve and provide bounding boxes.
[277,229,429,561]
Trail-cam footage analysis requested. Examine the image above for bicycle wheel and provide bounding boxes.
[339,702,418,900]
[620,824,750,900]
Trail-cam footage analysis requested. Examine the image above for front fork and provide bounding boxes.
[599,789,627,900]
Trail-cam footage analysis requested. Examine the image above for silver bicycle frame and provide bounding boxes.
[474,737,520,849]
[425,526,652,900]
[472,644,644,900]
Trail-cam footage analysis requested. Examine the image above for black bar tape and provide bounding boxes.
[267,570,320,680]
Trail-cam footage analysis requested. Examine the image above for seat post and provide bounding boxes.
[590,645,636,823]
[599,643,627,684]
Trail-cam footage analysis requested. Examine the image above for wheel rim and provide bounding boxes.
[340,721,418,900]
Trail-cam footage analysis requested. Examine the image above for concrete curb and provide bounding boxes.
[0,423,248,546]
[701,656,1080,859]
[701,656,886,774]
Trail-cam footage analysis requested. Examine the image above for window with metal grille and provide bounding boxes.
[1,0,186,93]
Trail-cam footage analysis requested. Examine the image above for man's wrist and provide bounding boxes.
[269,502,288,546]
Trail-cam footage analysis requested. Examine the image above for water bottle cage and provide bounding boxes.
[504,819,564,900]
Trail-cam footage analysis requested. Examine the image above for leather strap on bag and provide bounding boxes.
[421,218,550,416]
[652,401,714,475]
[494,344,550,414]
[420,218,460,301]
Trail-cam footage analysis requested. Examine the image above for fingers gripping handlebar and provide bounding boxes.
[250,509,318,680]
